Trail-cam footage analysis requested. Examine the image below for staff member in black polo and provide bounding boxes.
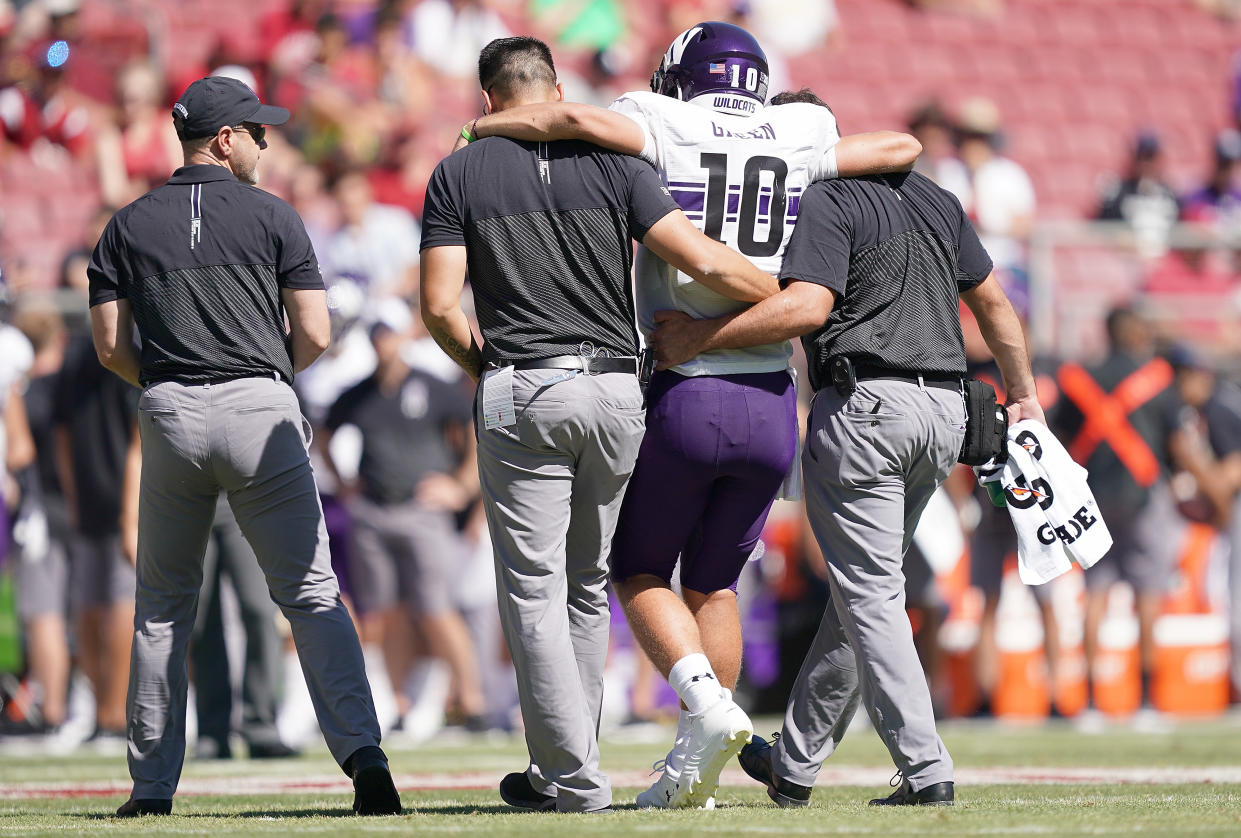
[420,37,776,813]
[88,76,400,818]
[652,166,1043,807]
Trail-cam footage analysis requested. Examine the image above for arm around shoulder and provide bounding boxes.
[475,102,647,156]
[833,131,922,176]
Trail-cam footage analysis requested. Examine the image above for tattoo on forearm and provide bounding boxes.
[430,323,481,377]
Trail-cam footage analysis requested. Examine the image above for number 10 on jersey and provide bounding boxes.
[698,152,788,258]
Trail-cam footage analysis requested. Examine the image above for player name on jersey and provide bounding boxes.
[711,121,776,140]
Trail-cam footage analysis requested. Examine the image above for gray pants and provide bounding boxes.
[130,377,380,800]
[191,495,283,749]
[773,379,965,792]
[69,532,136,610]
[476,369,645,813]
[347,495,460,616]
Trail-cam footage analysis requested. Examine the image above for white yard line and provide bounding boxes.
[3,766,1241,799]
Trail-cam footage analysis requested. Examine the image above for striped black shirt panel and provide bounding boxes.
[779,171,994,382]
[420,138,679,364]
[87,165,323,386]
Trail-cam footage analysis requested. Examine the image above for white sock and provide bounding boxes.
[668,653,724,716]
[663,707,693,779]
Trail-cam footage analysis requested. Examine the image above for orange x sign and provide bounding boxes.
[1057,358,1172,488]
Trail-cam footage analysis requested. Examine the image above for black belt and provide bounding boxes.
[490,355,639,375]
[853,364,962,392]
[149,371,283,387]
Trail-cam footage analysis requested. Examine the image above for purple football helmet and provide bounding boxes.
[651,22,770,107]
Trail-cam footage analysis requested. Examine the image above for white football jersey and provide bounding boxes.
[610,91,841,376]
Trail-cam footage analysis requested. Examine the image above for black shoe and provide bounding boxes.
[499,771,556,811]
[0,716,56,737]
[463,714,491,733]
[347,746,402,815]
[869,777,954,806]
[115,798,172,817]
[193,737,233,760]
[737,734,812,808]
[247,741,300,759]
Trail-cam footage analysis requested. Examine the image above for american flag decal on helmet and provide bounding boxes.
[708,62,726,74]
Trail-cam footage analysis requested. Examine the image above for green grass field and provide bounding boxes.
[3,716,1241,837]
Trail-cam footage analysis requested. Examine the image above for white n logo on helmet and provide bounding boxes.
[662,26,703,69]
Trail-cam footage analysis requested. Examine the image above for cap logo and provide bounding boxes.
[173,103,189,119]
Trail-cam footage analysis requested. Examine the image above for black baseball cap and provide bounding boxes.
[171,76,289,140]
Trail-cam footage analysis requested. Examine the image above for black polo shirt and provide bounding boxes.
[779,171,994,388]
[87,165,324,386]
[420,138,678,364]
[53,335,138,537]
[325,368,471,505]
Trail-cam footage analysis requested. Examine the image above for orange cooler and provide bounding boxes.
[1092,606,1141,716]
[1152,615,1229,715]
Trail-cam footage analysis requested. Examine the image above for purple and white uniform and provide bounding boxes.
[608,90,841,592]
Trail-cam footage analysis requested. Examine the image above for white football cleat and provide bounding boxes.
[636,763,715,809]
[671,698,752,809]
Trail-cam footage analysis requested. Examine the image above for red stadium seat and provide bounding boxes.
[1023,45,1088,83]
[963,47,1023,85]
[920,10,987,46]
[994,3,1054,47]
[1006,130,1055,166]
[1095,49,1153,87]
[1159,48,1222,87]
[1097,5,1166,49]
[1170,12,1235,51]
[1075,85,1135,125]
[0,195,46,242]
[1049,4,1108,49]
[840,0,914,42]
[1059,124,1123,170]
[906,47,962,85]
[827,48,896,84]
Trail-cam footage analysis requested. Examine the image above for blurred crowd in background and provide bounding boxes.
[2,0,1241,758]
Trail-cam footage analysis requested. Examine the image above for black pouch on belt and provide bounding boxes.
[638,348,656,404]
[958,379,1009,466]
[829,356,857,397]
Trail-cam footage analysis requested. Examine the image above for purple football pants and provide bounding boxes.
[610,369,797,593]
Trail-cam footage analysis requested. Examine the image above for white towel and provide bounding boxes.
[974,419,1113,585]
